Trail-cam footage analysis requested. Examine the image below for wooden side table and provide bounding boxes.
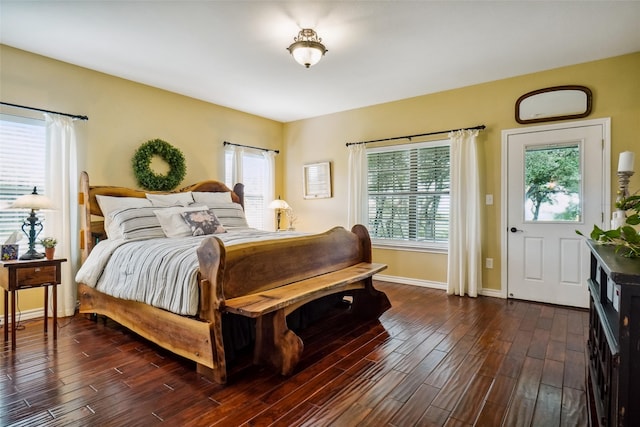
[1,257,67,349]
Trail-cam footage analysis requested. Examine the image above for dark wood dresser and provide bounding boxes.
[586,240,640,427]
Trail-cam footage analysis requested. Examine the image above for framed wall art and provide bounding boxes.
[303,161,332,199]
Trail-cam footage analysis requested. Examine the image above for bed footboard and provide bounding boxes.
[197,224,388,382]
[77,283,225,382]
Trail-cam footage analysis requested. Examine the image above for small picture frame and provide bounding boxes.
[303,161,332,199]
[1,244,19,261]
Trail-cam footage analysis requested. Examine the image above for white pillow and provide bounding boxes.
[95,195,152,239]
[109,206,166,240]
[146,192,194,207]
[192,191,232,206]
[154,206,207,238]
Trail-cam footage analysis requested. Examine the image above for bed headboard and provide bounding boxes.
[78,171,244,261]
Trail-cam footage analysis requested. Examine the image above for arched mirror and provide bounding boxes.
[516,85,592,124]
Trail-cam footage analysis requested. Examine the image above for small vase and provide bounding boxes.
[611,210,626,229]
[45,247,55,260]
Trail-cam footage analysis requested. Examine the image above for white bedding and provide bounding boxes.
[75,228,304,316]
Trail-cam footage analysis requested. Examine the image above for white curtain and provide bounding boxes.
[224,144,243,186]
[262,150,276,231]
[225,144,277,231]
[44,113,78,316]
[347,143,367,228]
[447,129,482,297]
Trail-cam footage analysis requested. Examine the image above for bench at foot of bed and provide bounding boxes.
[224,261,389,376]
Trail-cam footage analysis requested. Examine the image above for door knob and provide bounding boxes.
[510,227,523,233]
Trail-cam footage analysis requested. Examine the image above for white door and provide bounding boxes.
[503,119,609,308]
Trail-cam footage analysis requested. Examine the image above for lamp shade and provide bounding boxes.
[10,190,54,210]
[618,151,635,172]
[269,199,290,210]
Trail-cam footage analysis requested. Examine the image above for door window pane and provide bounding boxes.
[524,143,581,222]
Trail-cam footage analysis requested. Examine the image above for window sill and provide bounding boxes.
[372,241,448,254]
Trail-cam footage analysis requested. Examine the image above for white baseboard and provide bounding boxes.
[0,307,44,325]
[374,274,447,290]
[478,288,505,299]
[374,274,505,299]
[0,281,505,327]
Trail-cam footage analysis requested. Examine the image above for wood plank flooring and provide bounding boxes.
[1,282,589,426]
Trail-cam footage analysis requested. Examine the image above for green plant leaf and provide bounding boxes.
[581,192,640,257]
[621,226,640,244]
[626,213,640,225]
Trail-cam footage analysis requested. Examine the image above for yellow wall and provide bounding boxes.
[0,45,283,314]
[283,52,640,291]
[1,43,638,315]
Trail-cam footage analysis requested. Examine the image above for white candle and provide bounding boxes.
[618,151,635,172]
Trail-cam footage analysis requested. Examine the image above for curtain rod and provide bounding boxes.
[0,101,89,121]
[223,141,279,154]
[345,124,486,147]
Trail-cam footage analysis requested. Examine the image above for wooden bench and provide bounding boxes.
[196,225,391,382]
[224,262,388,376]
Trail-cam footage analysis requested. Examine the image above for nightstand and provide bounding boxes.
[1,257,67,349]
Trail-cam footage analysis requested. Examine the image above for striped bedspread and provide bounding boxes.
[75,228,304,316]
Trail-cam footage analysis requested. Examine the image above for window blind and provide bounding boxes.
[0,114,46,243]
[367,141,450,247]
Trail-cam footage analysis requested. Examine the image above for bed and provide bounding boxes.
[75,171,390,384]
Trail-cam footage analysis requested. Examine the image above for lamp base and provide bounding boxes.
[20,250,45,260]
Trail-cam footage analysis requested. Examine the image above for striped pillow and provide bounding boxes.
[206,202,249,228]
[109,206,166,240]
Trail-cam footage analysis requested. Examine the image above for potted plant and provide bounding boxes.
[40,237,57,260]
[577,194,640,257]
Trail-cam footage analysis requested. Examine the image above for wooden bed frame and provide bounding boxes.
[76,171,390,384]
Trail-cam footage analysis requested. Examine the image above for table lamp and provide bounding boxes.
[10,187,54,260]
[268,197,290,231]
[617,151,635,203]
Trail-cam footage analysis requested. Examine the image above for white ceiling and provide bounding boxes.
[1,1,639,123]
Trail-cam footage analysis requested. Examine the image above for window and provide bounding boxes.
[524,143,581,222]
[224,149,268,229]
[0,114,47,248]
[366,139,450,250]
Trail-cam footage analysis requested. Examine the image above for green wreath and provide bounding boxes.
[132,139,186,191]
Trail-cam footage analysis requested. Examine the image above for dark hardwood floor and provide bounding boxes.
[1,282,589,426]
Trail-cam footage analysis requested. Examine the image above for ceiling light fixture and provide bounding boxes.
[287,28,327,68]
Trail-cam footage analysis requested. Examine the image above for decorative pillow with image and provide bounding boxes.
[180,209,226,236]
[154,205,208,238]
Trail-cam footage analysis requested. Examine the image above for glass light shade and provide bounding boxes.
[290,43,326,68]
[10,193,54,210]
[269,199,290,210]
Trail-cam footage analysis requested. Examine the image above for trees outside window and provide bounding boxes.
[524,144,581,222]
